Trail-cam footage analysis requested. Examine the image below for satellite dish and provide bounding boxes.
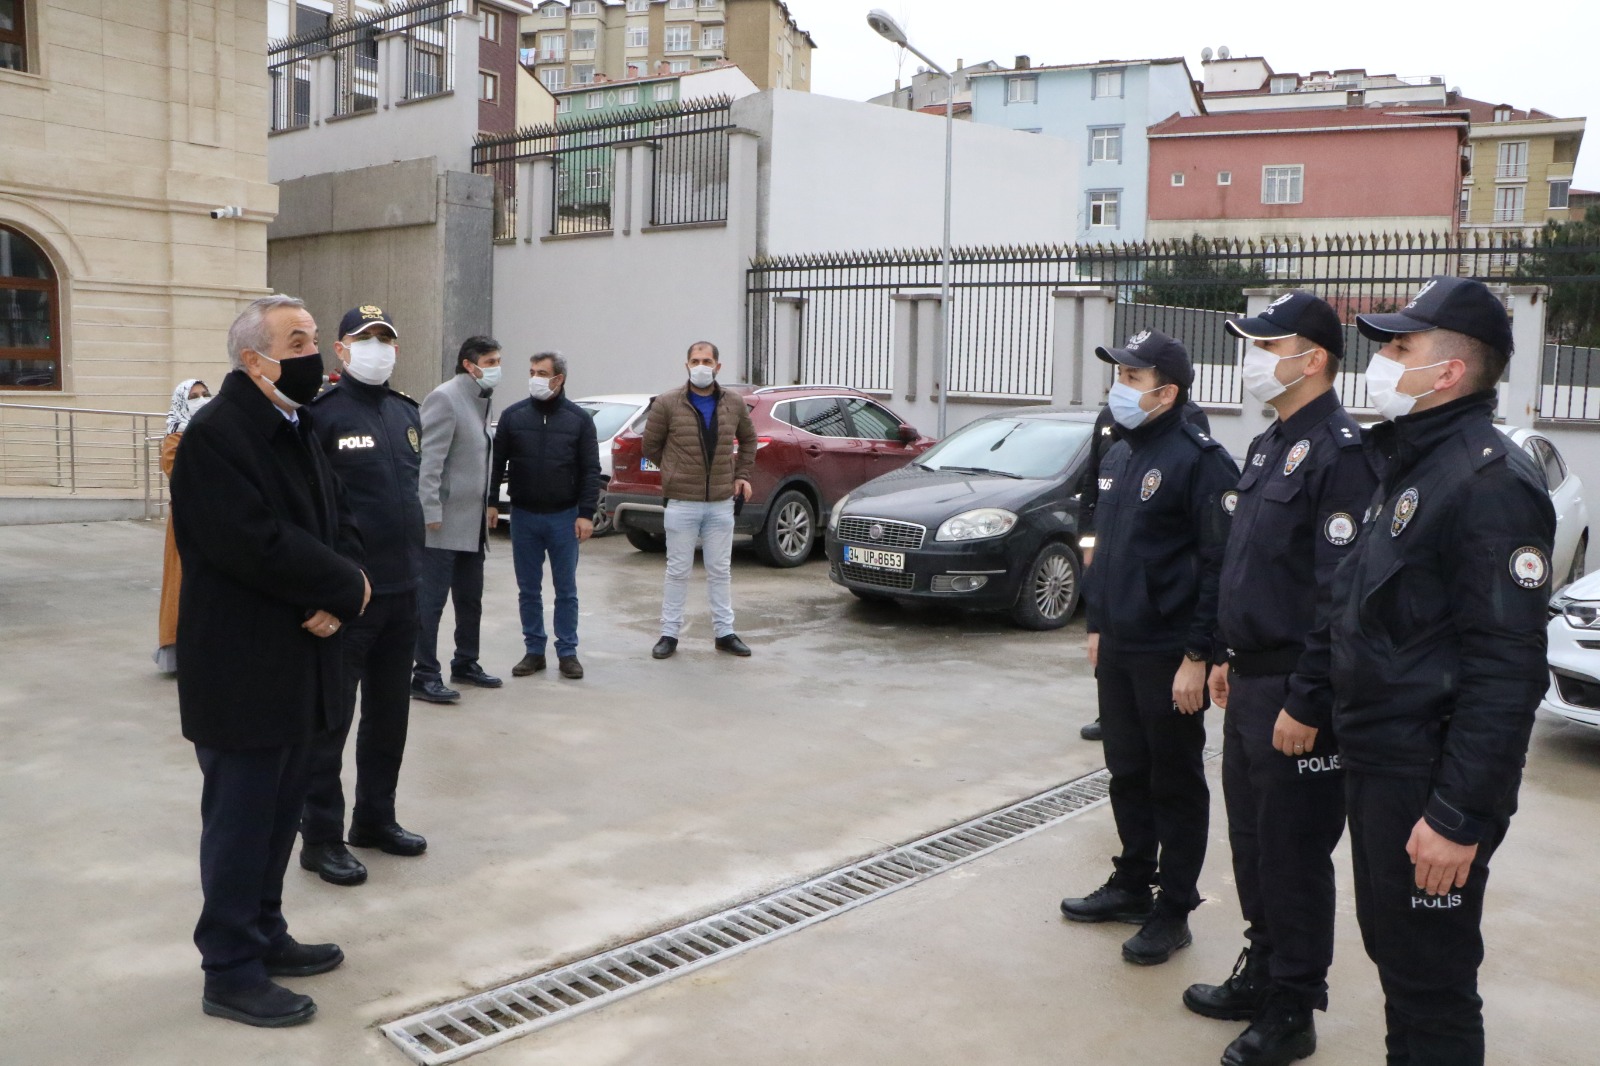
[1218,45,1231,59]
[1201,47,1213,61]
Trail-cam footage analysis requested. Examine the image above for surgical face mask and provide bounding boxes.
[1241,347,1312,404]
[1365,354,1448,421]
[259,351,324,408]
[344,337,396,386]
[688,365,716,389]
[1107,380,1168,430]
[187,395,210,414]
[528,375,555,401]
[475,364,502,393]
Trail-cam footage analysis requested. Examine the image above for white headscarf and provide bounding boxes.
[167,378,208,435]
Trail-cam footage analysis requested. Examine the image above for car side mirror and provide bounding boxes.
[897,424,919,443]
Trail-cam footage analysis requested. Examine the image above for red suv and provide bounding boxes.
[607,385,936,567]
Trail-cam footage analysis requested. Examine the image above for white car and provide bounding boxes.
[496,393,652,536]
[1502,426,1589,590]
[1544,572,1600,728]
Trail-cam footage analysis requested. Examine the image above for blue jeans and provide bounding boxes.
[661,498,736,639]
[511,506,581,658]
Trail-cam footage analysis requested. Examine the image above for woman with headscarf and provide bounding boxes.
[154,378,210,674]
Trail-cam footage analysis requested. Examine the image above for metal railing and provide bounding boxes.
[1496,163,1529,180]
[0,403,168,518]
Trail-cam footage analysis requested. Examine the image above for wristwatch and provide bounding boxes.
[1183,649,1209,664]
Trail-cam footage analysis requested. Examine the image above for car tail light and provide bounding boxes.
[756,436,772,450]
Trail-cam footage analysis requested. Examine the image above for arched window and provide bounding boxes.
[0,225,61,390]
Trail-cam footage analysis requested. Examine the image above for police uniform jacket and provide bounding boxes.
[1284,392,1555,845]
[309,375,423,594]
[1079,401,1210,540]
[1083,405,1240,656]
[1217,389,1377,674]
[170,370,367,750]
[490,392,603,520]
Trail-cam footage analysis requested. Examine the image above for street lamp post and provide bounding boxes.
[867,9,954,438]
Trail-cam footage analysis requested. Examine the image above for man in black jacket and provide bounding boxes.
[170,295,370,1027]
[490,351,602,680]
[297,305,429,888]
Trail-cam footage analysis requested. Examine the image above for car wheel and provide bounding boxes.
[625,529,667,553]
[753,489,815,568]
[591,509,613,537]
[1569,532,1589,586]
[1010,541,1080,631]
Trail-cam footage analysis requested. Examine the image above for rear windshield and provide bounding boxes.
[916,418,1095,479]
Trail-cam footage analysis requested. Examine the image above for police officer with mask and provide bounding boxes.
[1284,277,1554,1065]
[1182,292,1377,1066]
[298,305,429,886]
[1061,329,1239,966]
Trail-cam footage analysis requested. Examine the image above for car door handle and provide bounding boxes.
[805,444,822,455]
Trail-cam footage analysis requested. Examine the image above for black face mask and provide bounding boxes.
[266,352,325,408]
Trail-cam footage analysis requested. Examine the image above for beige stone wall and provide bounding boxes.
[0,1,276,413]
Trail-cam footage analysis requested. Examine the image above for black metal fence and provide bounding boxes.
[747,231,1600,413]
[472,97,734,240]
[267,0,461,133]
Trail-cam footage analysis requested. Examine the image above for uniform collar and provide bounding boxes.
[337,374,389,403]
[1276,387,1341,439]
[1123,404,1181,443]
[1369,391,1497,477]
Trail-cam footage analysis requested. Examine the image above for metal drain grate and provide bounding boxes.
[382,765,1122,1064]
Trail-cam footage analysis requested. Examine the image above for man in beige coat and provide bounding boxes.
[642,341,757,660]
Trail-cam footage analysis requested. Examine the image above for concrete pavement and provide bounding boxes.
[1,520,1595,1065]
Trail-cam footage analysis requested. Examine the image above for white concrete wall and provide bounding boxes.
[743,91,1081,257]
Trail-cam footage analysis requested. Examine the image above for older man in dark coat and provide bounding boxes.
[170,294,370,1027]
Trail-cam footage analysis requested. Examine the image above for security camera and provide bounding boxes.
[209,206,245,220]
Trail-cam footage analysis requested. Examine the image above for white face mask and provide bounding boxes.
[1241,347,1312,404]
[475,364,502,393]
[187,395,211,414]
[344,337,396,386]
[688,365,716,389]
[1365,354,1448,421]
[528,375,555,401]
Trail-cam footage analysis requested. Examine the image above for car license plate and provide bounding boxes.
[641,458,659,472]
[846,546,905,571]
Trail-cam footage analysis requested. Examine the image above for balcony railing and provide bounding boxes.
[1493,207,1525,223]
[1497,163,1528,180]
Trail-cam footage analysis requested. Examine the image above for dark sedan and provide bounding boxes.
[824,409,1099,630]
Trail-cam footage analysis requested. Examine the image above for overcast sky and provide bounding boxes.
[803,0,1600,193]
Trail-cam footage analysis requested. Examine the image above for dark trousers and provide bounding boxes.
[1347,771,1511,1066]
[511,506,581,658]
[414,546,485,683]
[194,742,310,994]
[1097,644,1210,912]
[1223,672,1346,1009]
[302,589,419,844]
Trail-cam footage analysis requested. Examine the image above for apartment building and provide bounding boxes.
[1455,97,1584,232]
[868,59,1003,111]
[520,0,812,93]
[1199,52,1451,112]
[549,61,755,118]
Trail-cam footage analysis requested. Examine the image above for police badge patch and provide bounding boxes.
[1509,546,1549,589]
[1141,469,1162,501]
[1221,490,1239,515]
[1283,439,1311,475]
[407,426,421,454]
[1324,513,1356,546]
[1391,488,1419,537]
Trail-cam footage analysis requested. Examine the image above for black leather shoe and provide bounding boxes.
[715,634,752,656]
[299,841,367,886]
[410,678,461,703]
[1221,993,1317,1066]
[512,653,547,676]
[1080,718,1103,741]
[348,821,427,856]
[450,663,503,688]
[1122,901,1193,965]
[264,937,344,978]
[1185,946,1271,1021]
[652,636,678,660]
[558,656,584,679]
[202,980,315,1028]
[1060,876,1155,924]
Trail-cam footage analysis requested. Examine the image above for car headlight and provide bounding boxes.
[829,493,851,532]
[1562,600,1600,628]
[936,508,1017,542]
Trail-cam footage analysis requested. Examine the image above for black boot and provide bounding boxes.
[1221,991,1317,1066]
[1060,875,1155,924]
[1121,897,1192,965]
[1184,944,1271,1020]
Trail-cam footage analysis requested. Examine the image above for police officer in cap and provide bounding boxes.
[1284,277,1554,1065]
[1061,329,1239,965]
[1183,292,1378,1065]
[298,305,429,886]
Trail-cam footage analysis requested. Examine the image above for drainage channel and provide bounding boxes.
[383,765,1121,1064]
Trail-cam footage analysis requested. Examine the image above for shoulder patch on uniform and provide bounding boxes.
[1221,489,1239,515]
[310,383,341,403]
[1141,469,1163,500]
[1327,413,1364,449]
[1391,487,1419,537]
[406,425,421,454]
[1183,422,1223,450]
[1283,439,1311,475]
[1510,546,1549,589]
[1324,512,1357,546]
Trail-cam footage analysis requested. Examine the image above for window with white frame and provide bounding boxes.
[1171,172,1184,186]
[1494,184,1524,222]
[654,83,674,101]
[573,63,594,84]
[539,66,566,90]
[585,166,604,190]
[701,26,724,49]
[626,0,648,9]
[669,0,693,7]
[586,90,604,109]
[1089,126,1122,164]
[556,96,571,113]
[1493,107,1511,122]
[619,86,639,104]
[1551,179,1571,209]
[573,28,596,50]
[573,1,599,13]
[1263,236,1293,277]
[701,0,719,7]
[1006,76,1037,103]
[540,32,565,60]
[1093,68,1123,98]
[542,2,564,16]
[479,70,499,102]
[1270,75,1297,94]
[1262,165,1304,205]
[665,26,691,51]
[1496,141,1528,180]
[626,25,648,47]
[1088,190,1121,228]
[1217,170,1232,186]
[668,58,689,72]
[1459,187,1471,223]
[480,7,501,41]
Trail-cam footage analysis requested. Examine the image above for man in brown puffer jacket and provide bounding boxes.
[641,341,757,660]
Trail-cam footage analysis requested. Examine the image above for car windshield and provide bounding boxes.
[579,402,640,441]
[915,418,1094,479]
